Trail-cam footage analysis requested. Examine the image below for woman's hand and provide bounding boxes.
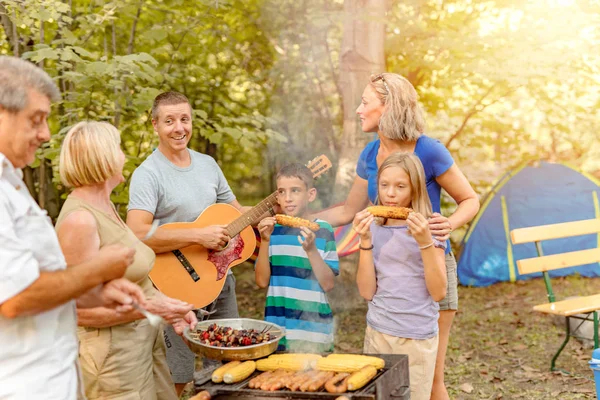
[258,217,276,241]
[101,278,145,312]
[353,209,374,240]
[428,212,452,241]
[172,310,198,336]
[407,212,434,247]
[143,294,194,325]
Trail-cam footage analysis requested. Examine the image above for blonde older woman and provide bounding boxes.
[55,121,197,400]
[313,73,480,400]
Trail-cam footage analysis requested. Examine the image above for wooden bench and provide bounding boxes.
[510,218,600,371]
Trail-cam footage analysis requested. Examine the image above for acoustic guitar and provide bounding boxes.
[149,155,332,308]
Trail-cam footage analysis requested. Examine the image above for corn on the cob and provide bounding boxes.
[223,360,256,384]
[256,357,313,371]
[211,361,241,383]
[325,354,385,369]
[346,365,377,391]
[275,214,320,231]
[366,206,412,220]
[265,353,322,361]
[316,355,385,372]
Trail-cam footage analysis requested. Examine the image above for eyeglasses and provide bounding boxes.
[372,74,390,94]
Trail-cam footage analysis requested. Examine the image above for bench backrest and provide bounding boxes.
[510,219,600,275]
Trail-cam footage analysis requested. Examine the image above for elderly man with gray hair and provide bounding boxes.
[0,56,145,399]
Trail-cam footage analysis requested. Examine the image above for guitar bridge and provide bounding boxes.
[171,250,200,282]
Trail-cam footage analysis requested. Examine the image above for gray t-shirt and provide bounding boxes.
[128,148,236,223]
[366,222,446,340]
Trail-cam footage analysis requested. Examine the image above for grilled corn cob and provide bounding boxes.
[223,360,256,384]
[346,365,378,391]
[366,206,412,220]
[266,353,322,361]
[316,354,385,372]
[211,360,241,383]
[256,356,314,371]
[275,214,320,231]
[326,354,385,369]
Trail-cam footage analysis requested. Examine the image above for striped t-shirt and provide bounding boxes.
[260,219,339,352]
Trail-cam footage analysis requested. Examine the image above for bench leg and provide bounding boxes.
[594,311,599,349]
[551,317,571,372]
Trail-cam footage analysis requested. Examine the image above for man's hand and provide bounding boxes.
[297,226,317,252]
[95,244,136,282]
[144,294,194,324]
[257,217,276,241]
[172,310,198,336]
[101,278,146,311]
[195,225,230,250]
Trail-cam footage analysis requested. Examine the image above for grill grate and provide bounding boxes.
[193,354,410,399]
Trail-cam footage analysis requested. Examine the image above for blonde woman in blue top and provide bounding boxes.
[314,73,479,400]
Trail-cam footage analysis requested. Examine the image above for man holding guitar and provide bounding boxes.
[126,91,248,395]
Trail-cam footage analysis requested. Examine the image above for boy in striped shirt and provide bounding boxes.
[255,163,339,352]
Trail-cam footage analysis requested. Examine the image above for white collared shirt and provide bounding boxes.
[0,153,79,399]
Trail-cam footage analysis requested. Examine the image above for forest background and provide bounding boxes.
[1,0,599,248]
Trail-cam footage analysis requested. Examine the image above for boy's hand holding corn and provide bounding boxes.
[257,217,276,241]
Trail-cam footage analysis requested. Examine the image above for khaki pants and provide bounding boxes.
[78,319,177,400]
[363,325,438,400]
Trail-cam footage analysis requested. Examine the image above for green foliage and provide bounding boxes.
[1,0,599,233]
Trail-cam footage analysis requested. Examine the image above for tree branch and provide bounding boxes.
[0,3,17,55]
[445,84,520,148]
[127,0,144,55]
[112,21,121,128]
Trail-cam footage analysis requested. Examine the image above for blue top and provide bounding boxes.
[356,135,454,253]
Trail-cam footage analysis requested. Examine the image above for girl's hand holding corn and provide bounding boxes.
[352,209,375,240]
[406,212,434,247]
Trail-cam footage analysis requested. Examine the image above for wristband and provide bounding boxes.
[419,242,434,250]
[359,244,374,251]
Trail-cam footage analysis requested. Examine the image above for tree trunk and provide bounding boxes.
[334,0,388,202]
[330,0,387,295]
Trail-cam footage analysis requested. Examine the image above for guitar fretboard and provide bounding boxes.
[227,192,279,237]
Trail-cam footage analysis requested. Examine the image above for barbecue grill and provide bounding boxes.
[193,353,410,399]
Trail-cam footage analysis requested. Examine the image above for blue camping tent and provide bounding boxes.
[458,161,600,287]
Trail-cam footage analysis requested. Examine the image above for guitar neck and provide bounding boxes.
[227,192,279,237]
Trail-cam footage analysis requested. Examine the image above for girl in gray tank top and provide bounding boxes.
[352,153,447,400]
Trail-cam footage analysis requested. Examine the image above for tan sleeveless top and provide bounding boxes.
[56,195,157,296]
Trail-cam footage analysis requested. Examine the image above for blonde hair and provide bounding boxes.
[370,73,425,141]
[60,121,122,188]
[377,152,432,218]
